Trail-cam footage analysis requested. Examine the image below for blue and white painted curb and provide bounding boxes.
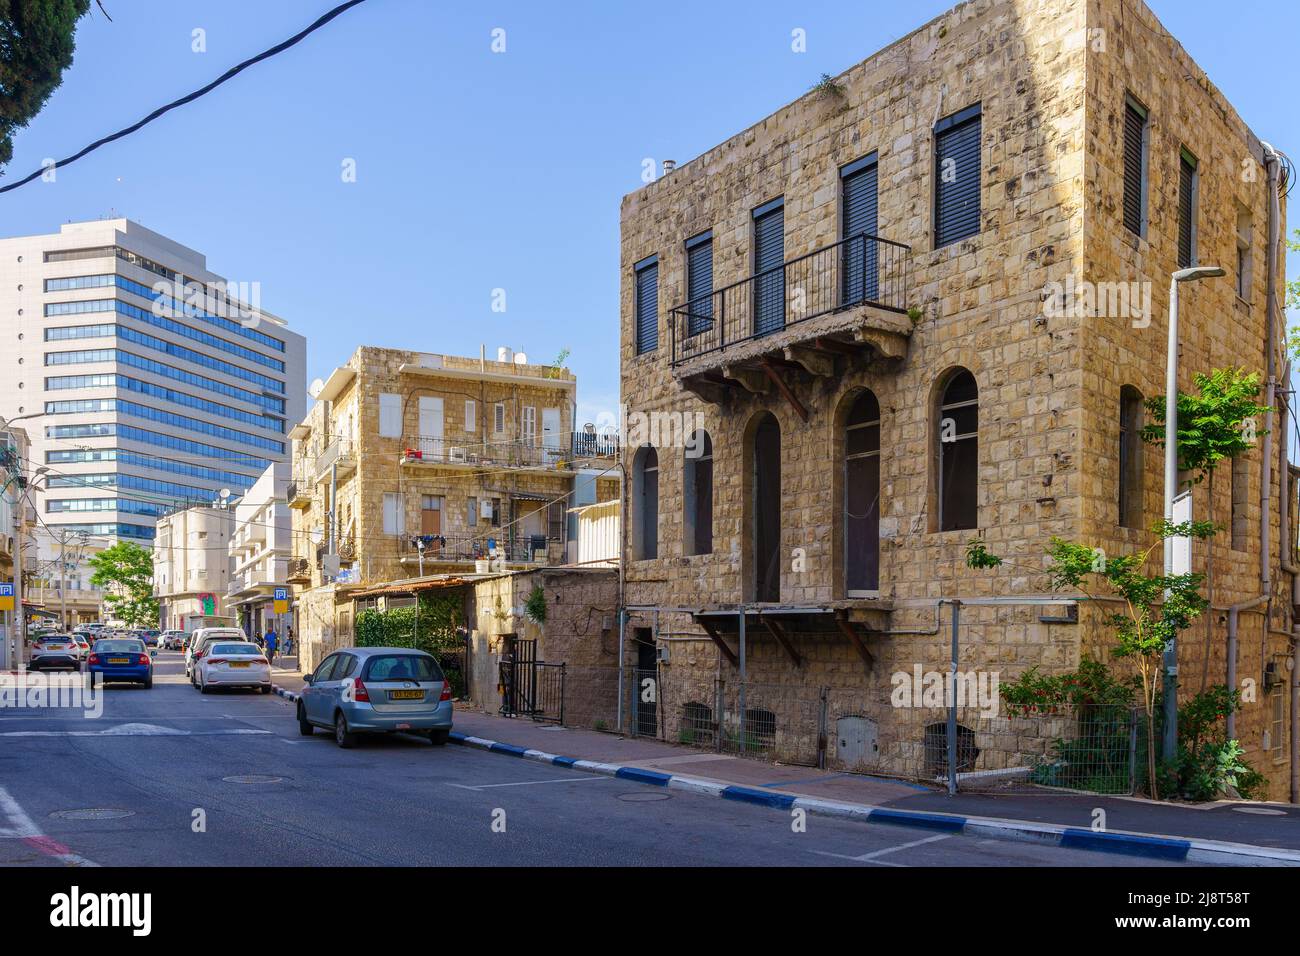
[446,729,1300,867]
[272,684,300,704]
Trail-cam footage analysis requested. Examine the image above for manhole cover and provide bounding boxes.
[50,808,135,820]
[616,791,672,802]
[1232,806,1286,816]
[222,774,284,784]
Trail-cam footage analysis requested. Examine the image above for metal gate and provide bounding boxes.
[498,639,565,723]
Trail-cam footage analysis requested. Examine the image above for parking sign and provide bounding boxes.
[273,587,289,614]
[0,583,12,613]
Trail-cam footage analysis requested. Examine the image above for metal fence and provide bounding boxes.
[498,659,565,723]
[618,667,1141,795]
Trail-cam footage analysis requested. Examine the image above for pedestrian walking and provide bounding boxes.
[265,628,278,666]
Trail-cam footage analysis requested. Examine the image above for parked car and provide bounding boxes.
[161,630,187,651]
[69,634,92,661]
[140,629,162,648]
[28,634,81,672]
[196,642,271,694]
[297,647,453,748]
[87,638,155,688]
[185,627,246,680]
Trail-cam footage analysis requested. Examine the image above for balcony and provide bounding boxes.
[400,432,617,473]
[397,531,555,568]
[314,439,356,482]
[668,233,912,408]
[287,480,311,509]
[286,558,312,585]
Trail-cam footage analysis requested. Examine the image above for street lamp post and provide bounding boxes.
[1162,265,1225,762]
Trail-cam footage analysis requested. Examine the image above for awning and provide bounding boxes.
[689,605,886,672]
[348,576,472,599]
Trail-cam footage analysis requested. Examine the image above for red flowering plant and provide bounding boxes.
[999,658,1136,718]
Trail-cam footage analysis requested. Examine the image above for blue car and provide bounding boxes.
[88,638,155,688]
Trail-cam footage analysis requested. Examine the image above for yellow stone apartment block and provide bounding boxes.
[619,0,1294,795]
[287,346,617,670]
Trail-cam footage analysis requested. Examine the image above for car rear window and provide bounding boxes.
[362,655,443,682]
[211,643,259,655]
[95,640,144,653]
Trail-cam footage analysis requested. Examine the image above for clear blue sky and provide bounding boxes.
[2,0,1295,427]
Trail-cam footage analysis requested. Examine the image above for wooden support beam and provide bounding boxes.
[834,614,875,672]
[696,617,739,668]
[783,344,836,379]
[760,358,809,422]
[679,376,731,405]
[761,615,802,668]
[721,364,771,396]
[813,336,862,355]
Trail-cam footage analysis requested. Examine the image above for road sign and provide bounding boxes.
[273,587,289,614]
[0,583,13,613]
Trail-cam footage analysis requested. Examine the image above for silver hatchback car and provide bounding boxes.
[297,647,453,748]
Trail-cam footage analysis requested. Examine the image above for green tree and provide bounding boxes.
[969,518,1216,799]
[88,541,159,628]
[0,1,92,169]
[1141,367,1270,691]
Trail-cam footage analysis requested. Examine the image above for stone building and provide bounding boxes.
[619,0,1294,796]
[287,346,618,670]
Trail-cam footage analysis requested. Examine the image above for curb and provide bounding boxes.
[444,728,1300,866]
[272,684,301,704]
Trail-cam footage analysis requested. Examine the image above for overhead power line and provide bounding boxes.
[0,0,371,195]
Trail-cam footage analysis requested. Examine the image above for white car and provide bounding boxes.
[161,630,187,651]
[195,642,271,694]
[185,627,246,679]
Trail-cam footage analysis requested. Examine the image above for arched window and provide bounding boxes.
[1119,385,1144,529]
[631,445,658,560]
[937,369,978,531]
[844,390,881,595]
[684,431,713,556]
[750,413,781,601]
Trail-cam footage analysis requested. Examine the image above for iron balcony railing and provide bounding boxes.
[669,232,911,366]
[398,531,554,565]
[401,431,619,469]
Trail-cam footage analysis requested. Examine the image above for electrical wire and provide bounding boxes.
[0,0,371,195]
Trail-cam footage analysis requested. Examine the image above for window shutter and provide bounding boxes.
[685,232,713,336]
[753,199,785,335]
[635,257,658,354]
[934,106,981,248]
[842,155,879,303]
[1123,100,1147,236]
[494,403,505,433]
[379,393,401,438]
[1177,151,1196,268]
[464,399,476,434]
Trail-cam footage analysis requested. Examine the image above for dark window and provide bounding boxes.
[938,369,978,531]
[1177,149,1198,268]
[845,391,881,593]
[841,154,879,304]
[362,654,443,682]
[752,198,785,336]
[934,104,981,247]
[634,256,658,354]
[752,414,781,600]
[685,231,714,336]
[633,446,658,560]
[1123,97,1149,237]
[1119,386,1144,528]
[685,431,713,556]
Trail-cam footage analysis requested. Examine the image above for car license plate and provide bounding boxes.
[390,690,423,700]
[107,657,129,664]
[229,662,250,668]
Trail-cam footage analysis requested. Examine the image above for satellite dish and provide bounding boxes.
[219,487,231,500]
[308,378,325,399]
[513,352,528,365]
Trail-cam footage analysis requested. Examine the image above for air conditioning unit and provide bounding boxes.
[448,446,468,463]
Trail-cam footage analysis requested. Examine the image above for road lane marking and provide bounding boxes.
[852,833,952,860]
[447,776,615,791]
[0,786,98,867]
[0,726,272,737]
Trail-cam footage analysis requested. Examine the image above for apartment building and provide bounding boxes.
[153,503,235,632]
[620,0,1294,795]
[228,463,292,637]
[287,346,617,669]
[0,218,306,596]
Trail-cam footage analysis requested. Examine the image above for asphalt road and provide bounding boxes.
[0,652,1200,867]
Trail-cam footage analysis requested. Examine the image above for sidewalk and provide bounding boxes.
[270,671,1300,863]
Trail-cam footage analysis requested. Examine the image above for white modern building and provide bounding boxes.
[153,502,236,632]
[0,219,307,604]
[228,462,292,637]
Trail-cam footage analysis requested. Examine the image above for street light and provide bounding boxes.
[1162,264,1225,761]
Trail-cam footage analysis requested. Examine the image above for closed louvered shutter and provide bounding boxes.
[934,106,981,248]
[842,155,879,303]
[1177,152,1196,267]
[686,232,713,336]
[1123,100,1147,236]
[634,257,658,354]
[753,199,785,335]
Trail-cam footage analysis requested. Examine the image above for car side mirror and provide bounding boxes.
[302,673,312,684]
